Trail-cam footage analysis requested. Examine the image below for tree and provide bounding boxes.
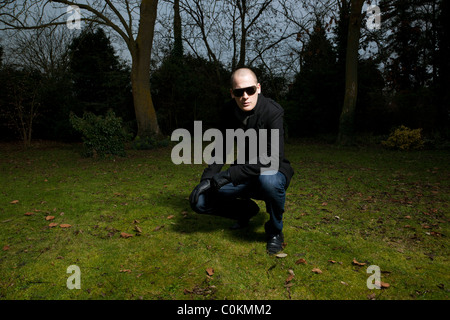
[1,0,161,138]
[336,0,364,145]
[379,0,445,131]
[0,67,43,147]
[286,19,341,136]
[68,27,133,123]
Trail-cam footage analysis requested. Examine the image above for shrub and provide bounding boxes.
[382,125,424,150]
[69,110,131,157]
[131,134,169,150]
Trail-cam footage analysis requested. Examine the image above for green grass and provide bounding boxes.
[0,140,449,300]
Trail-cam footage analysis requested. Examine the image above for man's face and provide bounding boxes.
[231,73,261,112]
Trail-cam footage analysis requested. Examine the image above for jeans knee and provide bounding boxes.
[258,172,286,195]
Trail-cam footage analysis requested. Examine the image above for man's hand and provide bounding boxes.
[189,179,212,205]
[212,170,231,190]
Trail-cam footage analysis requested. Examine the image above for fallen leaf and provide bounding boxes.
[49,222,58,227]
[352,258,366,266]
[134,225,143,233]
[295,258,307,264]
[10,200,19,204]
[380,281,390,289]
[206,268,214,276]
[167,215,175,219]
[312,268,322,274]
[119,269,132,273]
[285,269,295,284]
[3,245,10,251]
[24,212,34,216]
[120,232,134,238]
[328,259,337,264]
[340,281,348,286]
[275,253,287,258]
[367,293,376,300]
[45,216,55,221]
[60,224,71,228]
[153,225,164,231]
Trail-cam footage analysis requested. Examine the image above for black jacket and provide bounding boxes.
[201,94,294,189]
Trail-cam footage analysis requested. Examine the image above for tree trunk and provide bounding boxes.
[237,0,247,68]
[337,0,363,146]
[173,0,183,58]
[130,0,161,137]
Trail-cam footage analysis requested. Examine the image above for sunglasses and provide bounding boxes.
[232,85,258,97]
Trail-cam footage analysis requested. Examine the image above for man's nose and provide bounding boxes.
[242,92,249,99]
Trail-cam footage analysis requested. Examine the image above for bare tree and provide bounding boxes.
[1,0,162,137]
[2,68,42,148]
[171,0,302,78]
[6,26,73,79]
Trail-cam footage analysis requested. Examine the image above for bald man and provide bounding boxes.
[189,67,294,254]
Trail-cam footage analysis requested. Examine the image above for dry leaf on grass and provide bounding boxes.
[120,232,134,238]
[10,200,19,204]
[60,224,71,228]
[275,253,287,258]
[24,212,34,216]
[295,258,307,264]
[45,216,55,221]
[285,269,295,284]
[352,258,366,266]
[311,268,322,274]
[206,268,214,276]
[119,269,132,273]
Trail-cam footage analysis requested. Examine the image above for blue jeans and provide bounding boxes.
[191,171,287,236]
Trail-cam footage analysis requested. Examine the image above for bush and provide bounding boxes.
[131,134,169,150]
[70,110,131,157]
[382,125,424,150]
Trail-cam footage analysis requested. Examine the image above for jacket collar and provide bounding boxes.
[233,94,265,127]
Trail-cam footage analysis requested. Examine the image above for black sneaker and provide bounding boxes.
[266,232,284,254]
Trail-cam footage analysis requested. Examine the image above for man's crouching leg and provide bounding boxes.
[258,171,287,254]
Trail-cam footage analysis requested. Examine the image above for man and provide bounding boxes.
[189,68,294,254]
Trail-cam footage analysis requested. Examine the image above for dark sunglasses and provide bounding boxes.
[232,86,258,97]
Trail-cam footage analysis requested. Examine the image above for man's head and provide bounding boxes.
[230,68,261,112]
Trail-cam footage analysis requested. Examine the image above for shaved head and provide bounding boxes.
[230,68,258,89]
[230,67,261,112]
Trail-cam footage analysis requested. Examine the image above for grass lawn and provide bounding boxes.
[0,140,449,300]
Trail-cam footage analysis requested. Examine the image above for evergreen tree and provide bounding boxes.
[68,28,134,125]
[286,20,340,136]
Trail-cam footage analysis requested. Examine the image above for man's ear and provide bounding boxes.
[257,83,261,94]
